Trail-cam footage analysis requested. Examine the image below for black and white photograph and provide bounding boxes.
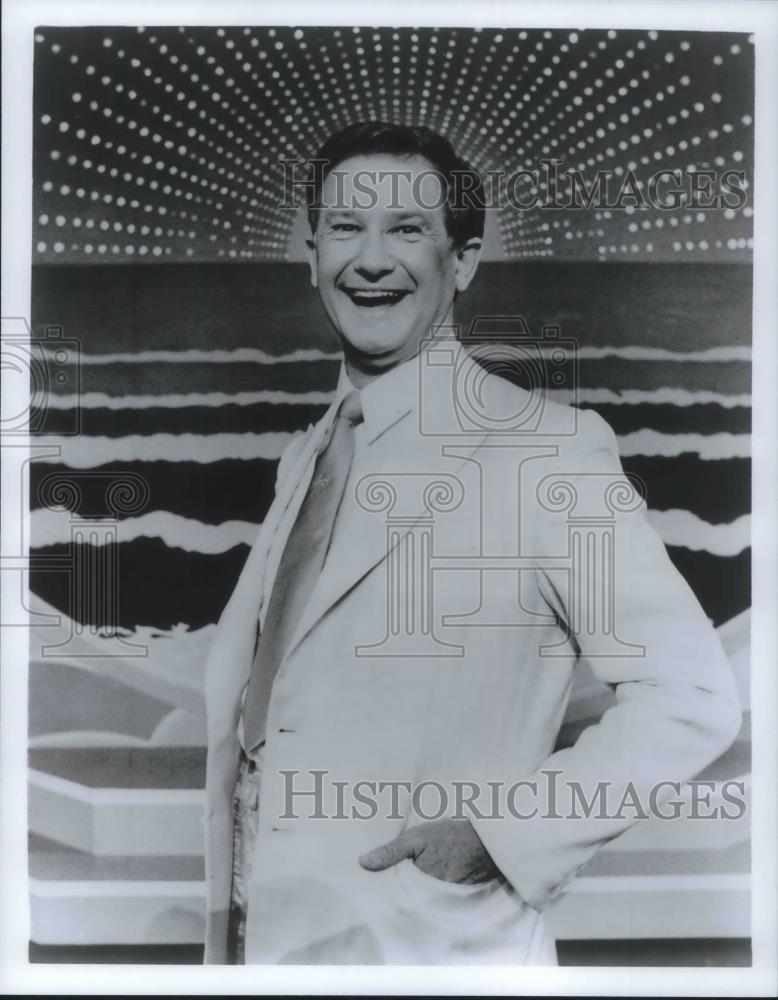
[1,0,776,994]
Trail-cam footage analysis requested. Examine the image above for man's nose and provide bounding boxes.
[354,230,395,280]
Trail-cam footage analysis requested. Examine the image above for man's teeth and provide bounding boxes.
[346,289,407,304]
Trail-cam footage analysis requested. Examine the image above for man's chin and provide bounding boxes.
[340,332,415,362]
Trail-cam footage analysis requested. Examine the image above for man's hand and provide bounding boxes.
[358,818,502,885]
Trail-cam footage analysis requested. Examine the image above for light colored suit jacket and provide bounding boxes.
[203,342,741,965]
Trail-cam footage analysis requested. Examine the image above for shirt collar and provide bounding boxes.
[334,352,418,445]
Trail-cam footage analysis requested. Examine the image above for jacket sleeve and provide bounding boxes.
[470,407,742,911]
[202,429,310,962]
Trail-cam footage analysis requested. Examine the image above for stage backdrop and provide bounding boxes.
[29,259,750,632]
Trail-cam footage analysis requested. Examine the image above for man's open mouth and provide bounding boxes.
[341,287,411,307]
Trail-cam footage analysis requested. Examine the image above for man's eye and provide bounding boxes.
[331,223,361,233]
[393,225,423,235]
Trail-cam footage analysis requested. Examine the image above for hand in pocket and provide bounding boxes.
[358,817,502,885]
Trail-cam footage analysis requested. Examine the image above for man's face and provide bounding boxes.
[306,153,482,372]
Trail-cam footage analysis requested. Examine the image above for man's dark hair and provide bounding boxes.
[306,121,486,248]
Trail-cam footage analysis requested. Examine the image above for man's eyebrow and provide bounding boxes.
[387,211,432,223]
[319,208,359,222]
[319,207,357,216]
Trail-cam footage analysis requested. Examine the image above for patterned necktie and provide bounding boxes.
[241,389,364,752]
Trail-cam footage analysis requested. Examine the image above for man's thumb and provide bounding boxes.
[359,832,418,871]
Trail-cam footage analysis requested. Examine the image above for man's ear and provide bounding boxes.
[305,231,318,289]
[454,237,483,294]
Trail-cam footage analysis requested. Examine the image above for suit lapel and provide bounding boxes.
[279,406,488,667]
[257,406,338,630]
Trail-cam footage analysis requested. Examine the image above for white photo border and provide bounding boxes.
[2,0,776,995]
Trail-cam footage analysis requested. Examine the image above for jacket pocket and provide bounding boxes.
[394,857,514,931]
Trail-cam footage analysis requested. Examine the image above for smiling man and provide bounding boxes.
[203,122,741,966]
[306,136,483,379]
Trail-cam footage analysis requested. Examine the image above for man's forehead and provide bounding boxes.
[318,153,446,213]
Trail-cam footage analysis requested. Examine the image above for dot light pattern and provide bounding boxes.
[33,26,754,263]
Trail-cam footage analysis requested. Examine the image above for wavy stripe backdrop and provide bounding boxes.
[27,24,752,957]
[30,260,751,633]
